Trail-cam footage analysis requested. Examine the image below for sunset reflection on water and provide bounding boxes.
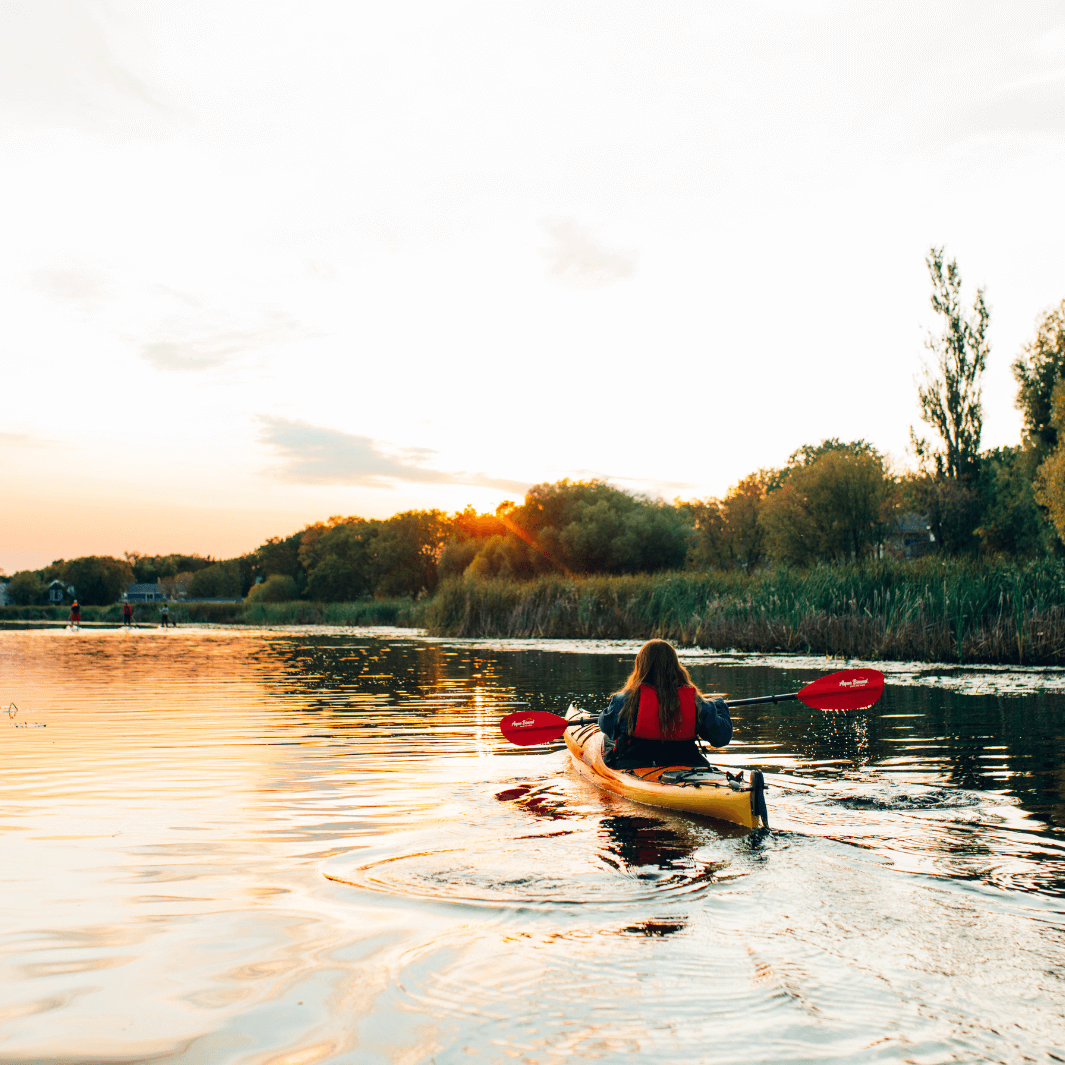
[3,627,1065,1064]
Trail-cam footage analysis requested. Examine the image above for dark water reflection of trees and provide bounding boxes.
[248,636,1065,831]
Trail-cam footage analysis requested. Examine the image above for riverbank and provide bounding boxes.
[0,599,418,627]
[7,557,1064,663]
[419,559,1065,665]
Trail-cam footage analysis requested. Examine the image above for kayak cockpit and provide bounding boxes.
[563,719,768,831]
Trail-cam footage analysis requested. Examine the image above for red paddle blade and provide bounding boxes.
[499,710,570,746]
[798,669,885,712]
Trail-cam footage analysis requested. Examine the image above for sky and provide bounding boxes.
[2,0,1064,572]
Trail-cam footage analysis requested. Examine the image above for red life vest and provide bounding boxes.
[632,685,697,742]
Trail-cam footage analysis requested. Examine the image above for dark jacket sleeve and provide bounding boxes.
[599,693,628,740]
[697,696,732,747]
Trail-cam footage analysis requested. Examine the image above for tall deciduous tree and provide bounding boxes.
[685,472,771,570]
[759,449,895,565]
[1033,379,1065,546]
[911,247,989,481]
[7,571,44,605]
[1012,299,1065,462]
[372,509,452,597]
[185,559,245,599]
[973,446,1047,556]
[458,481,692,579]
[62,556,135,605]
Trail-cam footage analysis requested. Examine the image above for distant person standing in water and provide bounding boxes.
[69,600,81,628]
[122,601,133,627]
[599,638,732,769]
[160,603,170,628]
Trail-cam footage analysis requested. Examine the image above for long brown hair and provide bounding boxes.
[618,639,701,735]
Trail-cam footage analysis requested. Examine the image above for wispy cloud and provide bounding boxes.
[0,430,64,449]
[0,0,171,131]
[140,313,305,372]
[540,219,637,289]
[971,66,1065,134]
[258,416,528,492]
[32,268,111,310]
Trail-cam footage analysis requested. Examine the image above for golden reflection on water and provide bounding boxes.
[3,628,1065,1064]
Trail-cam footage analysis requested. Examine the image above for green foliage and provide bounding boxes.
[465,480,692,578]
[0,603,110,621]
[1034,378,1065,548]
[423,559,1065,664]
[6,570,44,605]
[436,507,507,580]
[465,534,533,579]
[251,533,305,594]
[373,509,452,596]
[974,447,1049,556]
[912,246,989,481]
[684,472,770,570]
[902,473,979,556]
[185,559,244,599]
[438,537,483,580]
[1012,299,1065,461]
[246,574,298,603]
[298,509,452,600]
[62,556,134,605]
[784,437,882,470]
[760,448,896,565]
[157,601,245,624]
[38,560,66,583]
[124,552,211,583]
[242,598,421,626]
[300,519,373,600]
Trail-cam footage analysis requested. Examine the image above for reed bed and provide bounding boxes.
[0,599,419,627]
[243,599,419,627]
[419,559,1065,665]
[120,599,418,626]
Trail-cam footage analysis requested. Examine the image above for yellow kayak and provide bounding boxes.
[563,720,767,830]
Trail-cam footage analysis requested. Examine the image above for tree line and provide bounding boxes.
[5,246,1065,607]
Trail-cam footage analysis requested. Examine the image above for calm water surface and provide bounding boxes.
[3,627,1065,1064]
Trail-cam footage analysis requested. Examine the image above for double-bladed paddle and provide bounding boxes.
[499,667,885,746]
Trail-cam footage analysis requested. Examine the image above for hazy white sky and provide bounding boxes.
[2,0,1064,571]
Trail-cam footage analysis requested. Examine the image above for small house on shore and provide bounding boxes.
[48,580,75,603]
[125,583,164,602]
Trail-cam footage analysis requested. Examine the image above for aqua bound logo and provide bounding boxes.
[838,678,868,688]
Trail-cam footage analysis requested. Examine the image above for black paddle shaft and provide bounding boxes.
[724,692,800,708]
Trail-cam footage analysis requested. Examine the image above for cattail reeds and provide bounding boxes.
[419,558,1065,665]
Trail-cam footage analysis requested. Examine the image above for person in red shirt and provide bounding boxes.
[122,601,133,627]
[69,600,81,627]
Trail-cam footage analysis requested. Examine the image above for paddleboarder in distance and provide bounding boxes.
[122,601,133,627]
[68,600,81,629]
[599,639,732,769]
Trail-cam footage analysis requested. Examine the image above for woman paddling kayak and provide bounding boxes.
[600,639,733,769]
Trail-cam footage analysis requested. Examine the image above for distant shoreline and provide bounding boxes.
[6,558,1065,666]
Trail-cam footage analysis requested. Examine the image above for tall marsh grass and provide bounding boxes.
[420,559,1065,665]
[241,599,420,626]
